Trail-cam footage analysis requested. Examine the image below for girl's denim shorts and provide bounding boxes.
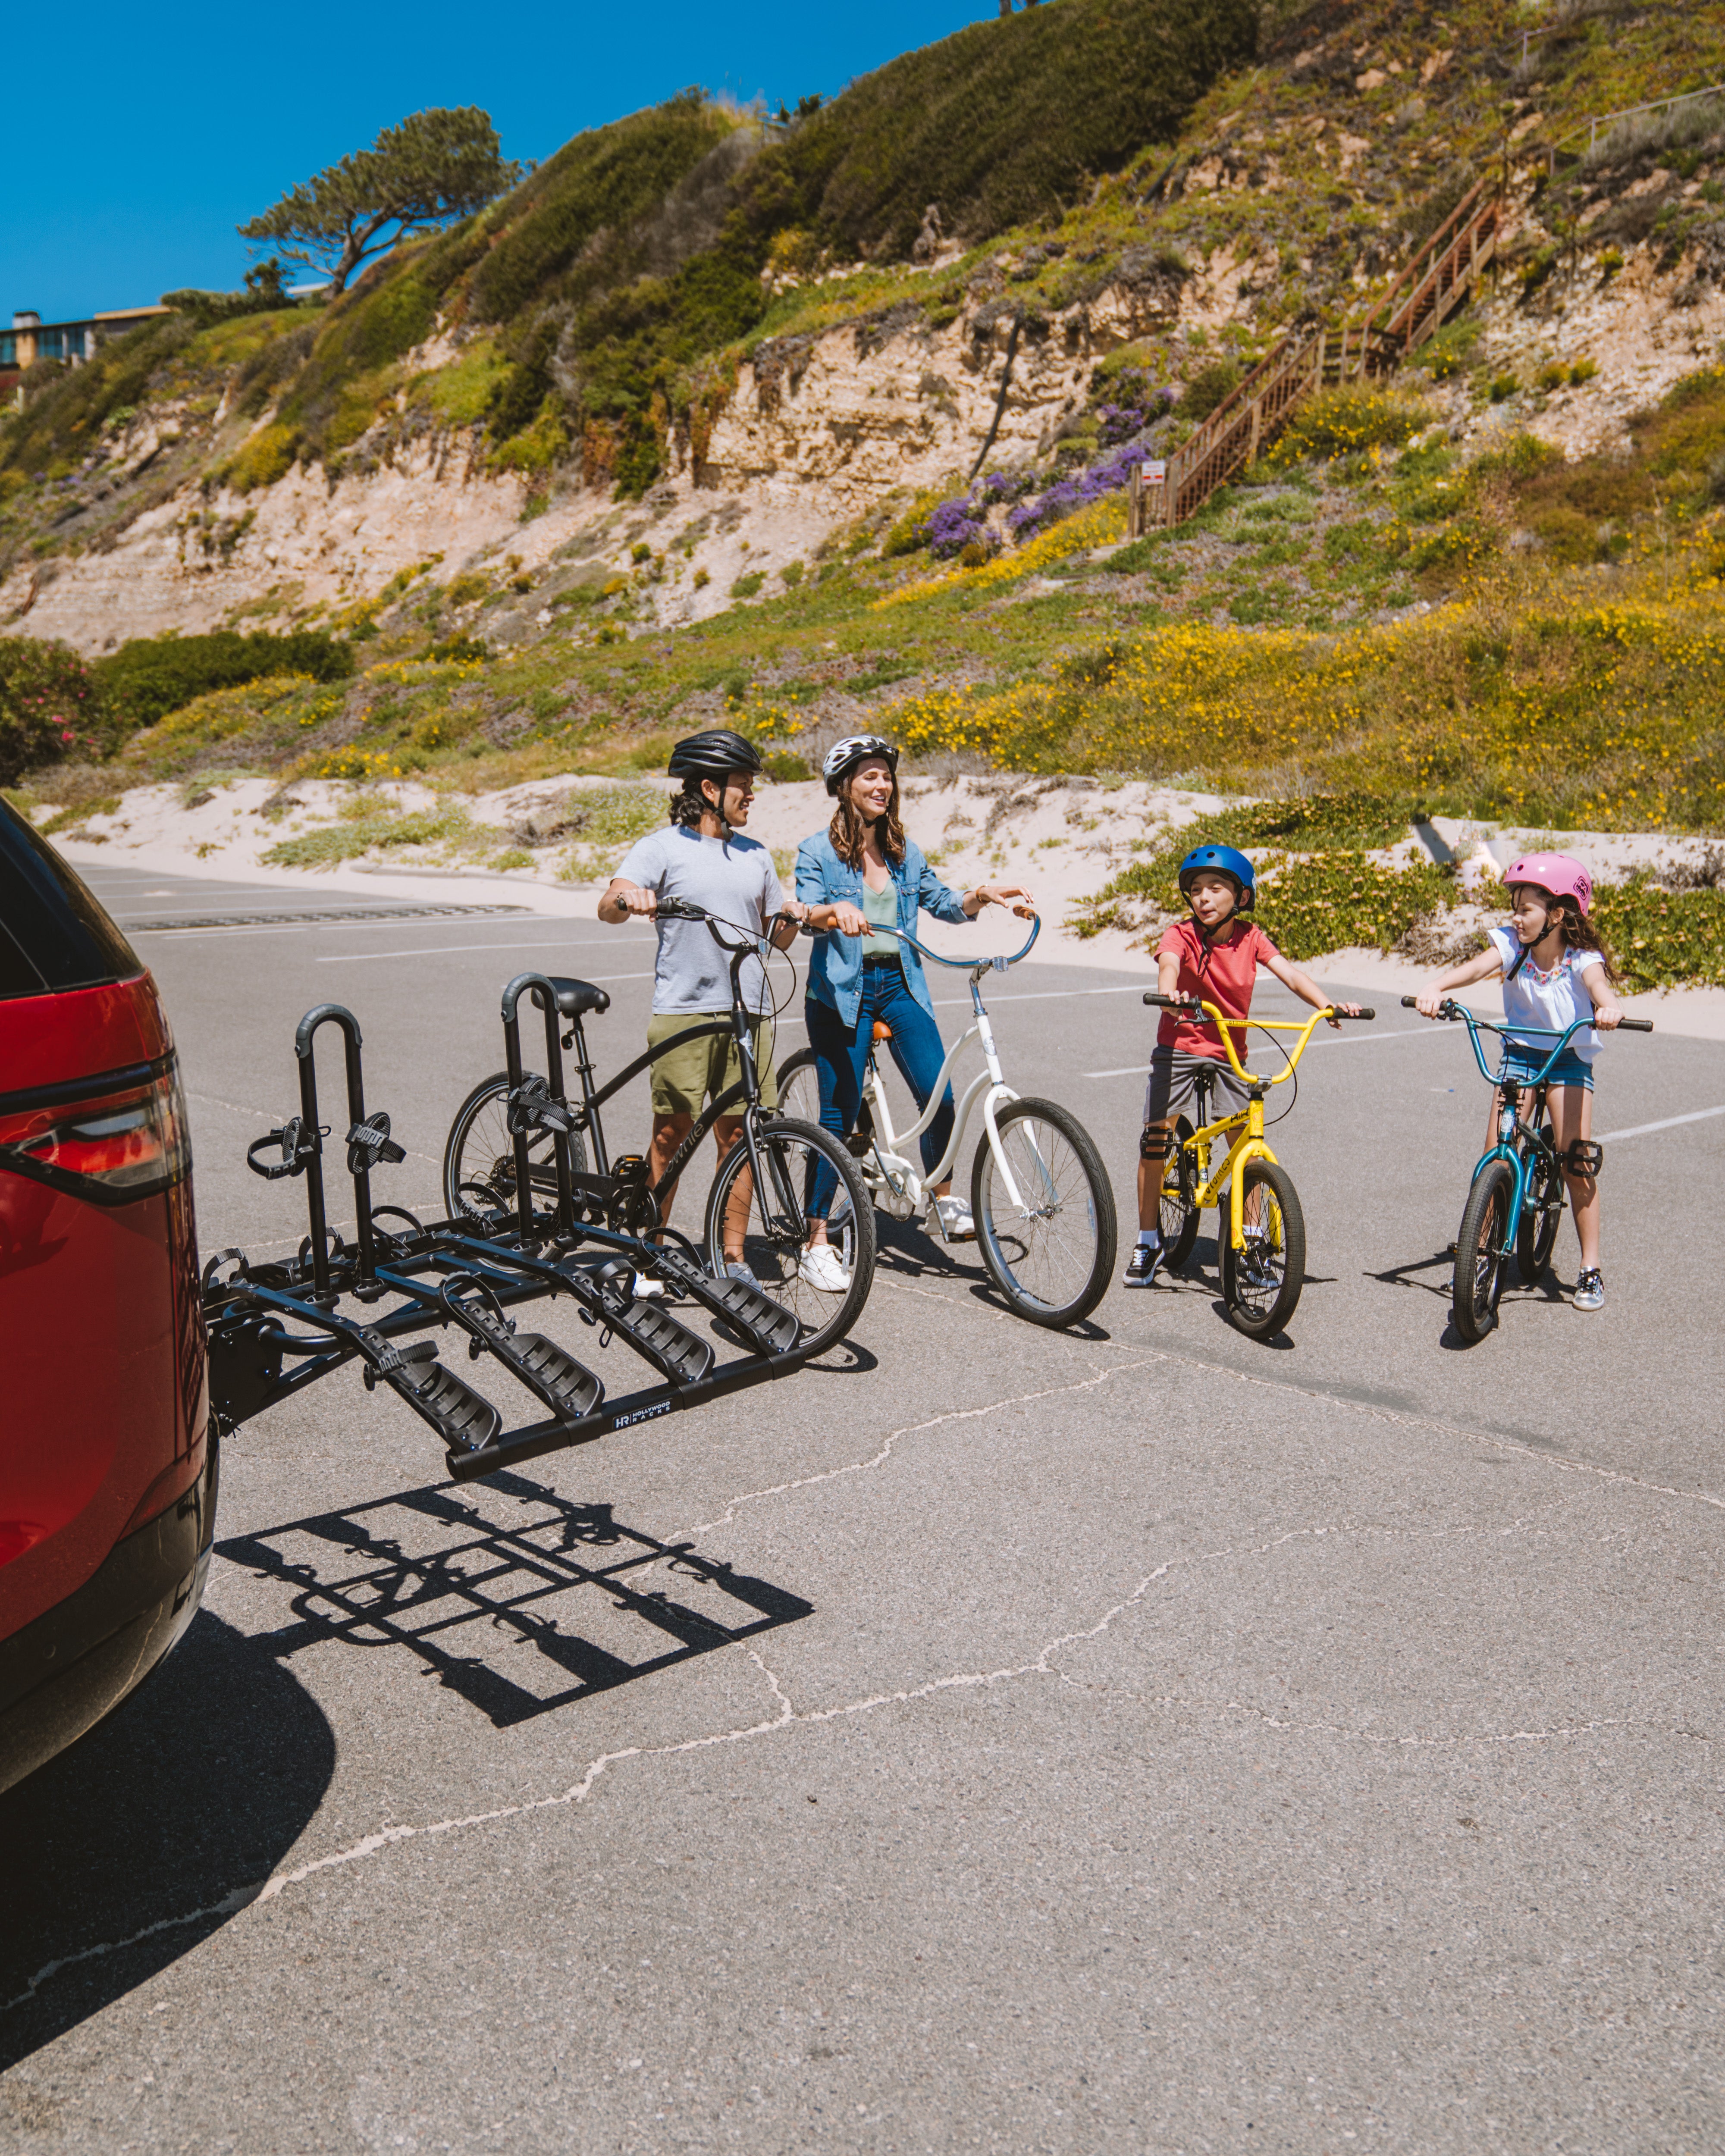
[1498,1043,1594,1092]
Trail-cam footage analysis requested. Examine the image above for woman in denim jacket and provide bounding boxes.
[793,735,1032,1290]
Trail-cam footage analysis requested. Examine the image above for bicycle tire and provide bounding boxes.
[775,1047,823,1129]
[442,1072,588,1222]
[1217,1157,1305,1340]
[1515,1106,1563,1285]
[703,1116,875,1357]
[1158,1114,1201,1271]
[971,1097,1118,1328]
[1453,1156,1515,1343]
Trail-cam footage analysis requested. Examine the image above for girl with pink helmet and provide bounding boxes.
[1415,852,1625,1310]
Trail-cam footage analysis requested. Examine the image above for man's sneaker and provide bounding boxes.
[1123,1243,1163,1288]
[934,1194,975,1241]
[1574,1267,1605,1311]
[725,1259,763,1292]
[798,1244,850,1294]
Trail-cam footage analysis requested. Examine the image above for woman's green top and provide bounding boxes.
[861,880,899,958]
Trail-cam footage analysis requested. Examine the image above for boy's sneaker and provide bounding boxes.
[1574,1267,1605,1311]
[798,1244,850,1294]
[1123,1243,1163,1288]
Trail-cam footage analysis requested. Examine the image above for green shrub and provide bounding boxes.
[1180,360,1243,422]
[1570,357,1599,387]
[95,629,355,730]
[731,570,766,599]
[220,422,299,494]
[1490,374,1520,404]
[0,639,113,785]
[1270,386,1433,465]
[780,559,804,588]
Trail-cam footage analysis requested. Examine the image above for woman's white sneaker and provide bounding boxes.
[799,1244,850,1294]
[934,1194,975,1241]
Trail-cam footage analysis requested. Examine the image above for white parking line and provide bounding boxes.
[1597,1105,1725,1142]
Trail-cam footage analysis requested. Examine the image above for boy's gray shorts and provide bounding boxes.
[1143,1047,1247,1127]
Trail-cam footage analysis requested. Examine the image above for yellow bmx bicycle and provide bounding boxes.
[1144,990,1375,1338]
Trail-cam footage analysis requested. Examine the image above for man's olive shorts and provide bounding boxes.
[646,1012,778,1118]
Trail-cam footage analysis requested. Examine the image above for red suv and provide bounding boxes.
[0,797,213,1793]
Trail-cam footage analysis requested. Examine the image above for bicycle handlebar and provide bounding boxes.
[1399,995,1652,1082]
[878,913,1041,971]
[1142,991,1372,1084]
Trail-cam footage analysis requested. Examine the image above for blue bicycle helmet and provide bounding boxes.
[1177,843,1256,911]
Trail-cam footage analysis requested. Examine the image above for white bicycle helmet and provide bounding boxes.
[823,733,899,797]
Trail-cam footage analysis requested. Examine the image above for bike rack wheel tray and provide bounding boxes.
[202,974,811,1483]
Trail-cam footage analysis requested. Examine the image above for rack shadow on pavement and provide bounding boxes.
[216,1472,813,1728]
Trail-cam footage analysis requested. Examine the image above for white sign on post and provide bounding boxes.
[1145,460,1167,487]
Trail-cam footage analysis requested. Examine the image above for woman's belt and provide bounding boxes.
[861,951,903,968]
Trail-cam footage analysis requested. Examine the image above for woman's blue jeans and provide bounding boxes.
[804,965,956,1218]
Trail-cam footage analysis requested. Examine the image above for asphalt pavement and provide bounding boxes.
[4,867,1724,2153]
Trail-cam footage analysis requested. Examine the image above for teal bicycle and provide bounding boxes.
[1404,997,1651,1343]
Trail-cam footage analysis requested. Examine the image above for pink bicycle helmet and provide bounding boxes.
[1505,851,1593,913]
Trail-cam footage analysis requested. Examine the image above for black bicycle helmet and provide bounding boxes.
[667,728,764,780]
[823,733,899,797]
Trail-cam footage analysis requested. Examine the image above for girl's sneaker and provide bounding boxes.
[1123,1243,1163,1288]
[798,1244,850,1294]
[1574,1267,1605,1310]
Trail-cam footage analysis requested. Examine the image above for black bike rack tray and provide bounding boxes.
[204,983,812,1482]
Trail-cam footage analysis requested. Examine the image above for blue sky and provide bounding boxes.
[5,1,995,323]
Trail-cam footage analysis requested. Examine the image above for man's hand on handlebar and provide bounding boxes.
[599,877,658,923]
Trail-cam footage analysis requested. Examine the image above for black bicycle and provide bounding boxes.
[443,898,875,1355]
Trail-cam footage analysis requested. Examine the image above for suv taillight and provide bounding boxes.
[0,1062,191,1206]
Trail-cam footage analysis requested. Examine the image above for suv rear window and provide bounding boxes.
[0,797,141,1000]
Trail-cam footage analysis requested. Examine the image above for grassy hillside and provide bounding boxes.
[6,0,1725,978]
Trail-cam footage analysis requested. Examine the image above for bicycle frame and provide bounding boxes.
[1445,1009,1597,1239]
[1164,1001,1345,1253]
[847,918,1041,1222]
[541,916,801,1239]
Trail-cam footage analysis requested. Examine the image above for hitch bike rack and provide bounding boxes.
[203,974,811,1483]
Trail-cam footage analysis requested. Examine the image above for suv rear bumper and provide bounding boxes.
[0,1438,219,1796]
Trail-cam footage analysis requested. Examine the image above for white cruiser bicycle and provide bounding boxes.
[776,917,1117,1328]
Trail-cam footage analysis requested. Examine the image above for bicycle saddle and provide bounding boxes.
[871,1019,893,1042]
[549,976,611,1018]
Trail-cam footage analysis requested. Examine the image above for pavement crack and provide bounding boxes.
[686,1359,1157,1534]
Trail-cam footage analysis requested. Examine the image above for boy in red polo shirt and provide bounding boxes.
[1126,844,1362,1287]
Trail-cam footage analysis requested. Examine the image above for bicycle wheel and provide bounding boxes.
[1453,1156,1515,1344]
[1217,1157,1305,1340]
[775,1047,823,1130]
[1158,1114,1201,1271]
[1515,1110,1563,1286]
[972,1097,1118,1326]
[442,1072,587,1222]
[703,1116,876,1357]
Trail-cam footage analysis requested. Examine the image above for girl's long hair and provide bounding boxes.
[1507,884,1622,989]
[829,768,906,869]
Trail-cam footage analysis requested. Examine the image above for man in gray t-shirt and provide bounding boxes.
[599,730,803,1285]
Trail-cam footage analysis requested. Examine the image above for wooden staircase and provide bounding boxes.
[1130,178,1502,535]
